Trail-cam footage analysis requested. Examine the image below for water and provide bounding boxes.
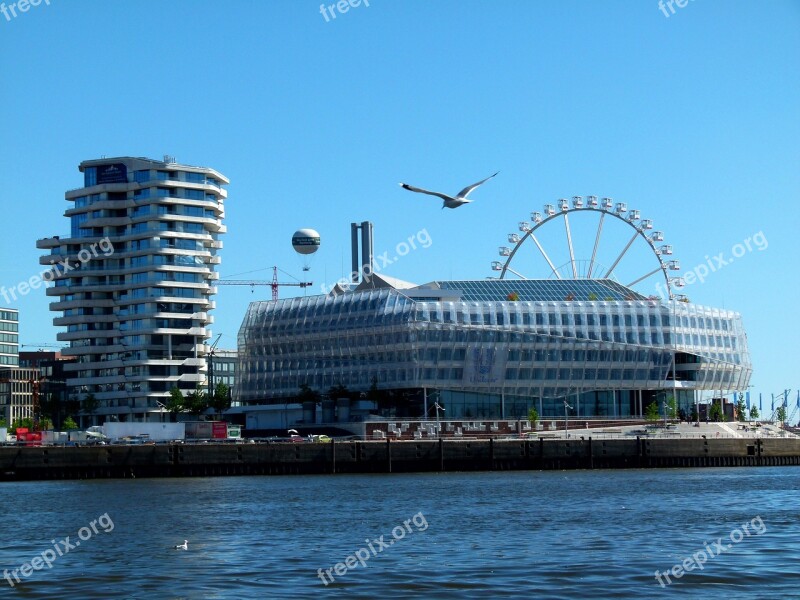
[1,467,798,598]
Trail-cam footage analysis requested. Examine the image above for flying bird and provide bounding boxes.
[399,172,499,209]
[174,540,188,550]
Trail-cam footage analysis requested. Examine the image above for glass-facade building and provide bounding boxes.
[0,309,19,367]
[237,278,752,419]
[37,157,229,424]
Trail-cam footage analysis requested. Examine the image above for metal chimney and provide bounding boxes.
[349,221,375,284]
[350,223,360,283]
[360,221,373,283]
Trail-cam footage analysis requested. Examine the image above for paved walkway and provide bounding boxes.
[555,421,798,440]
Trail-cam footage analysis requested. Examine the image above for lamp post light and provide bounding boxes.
[564,400,573,437]
[434,402,444,437]
[155,400,167,423]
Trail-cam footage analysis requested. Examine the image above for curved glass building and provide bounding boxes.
[237,276,751,419]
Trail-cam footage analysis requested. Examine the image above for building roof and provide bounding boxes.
[430,279,646,302]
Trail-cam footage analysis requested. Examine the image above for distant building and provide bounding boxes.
[37,156,229,424]
[0,308,19,367]
[19,351,79,429]
[210,349,237,405]
[0,368,37,424]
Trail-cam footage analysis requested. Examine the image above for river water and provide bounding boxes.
[0,467,798,598]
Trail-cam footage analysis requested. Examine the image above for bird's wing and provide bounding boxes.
[457,172,499,199]
[399,183,454,203]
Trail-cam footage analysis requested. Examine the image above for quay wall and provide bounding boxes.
[1,438,799,481]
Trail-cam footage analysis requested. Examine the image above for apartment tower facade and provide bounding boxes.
[37,156,228,423]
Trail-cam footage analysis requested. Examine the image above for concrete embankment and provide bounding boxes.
[1,437,800,481]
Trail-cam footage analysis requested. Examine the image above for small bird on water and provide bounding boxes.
[174,540,188,550]
[399,172,499,209]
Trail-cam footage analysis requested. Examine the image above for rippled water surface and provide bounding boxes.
[1,467,798,598]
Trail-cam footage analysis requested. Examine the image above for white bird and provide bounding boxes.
[174,540,188,550]
[399,172,499,209]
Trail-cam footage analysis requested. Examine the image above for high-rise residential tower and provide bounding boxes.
[37,156,229,424]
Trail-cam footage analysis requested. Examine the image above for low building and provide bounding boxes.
[0,368,38,424]
[236,276,752,422]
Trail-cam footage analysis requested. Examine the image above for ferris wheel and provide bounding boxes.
[491,196,686,300]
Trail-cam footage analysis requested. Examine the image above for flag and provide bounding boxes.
[796,390,799,409]
[759,393,762,411]
[785,389,790,408]
[746,391,751,409]
[771,394,774,412]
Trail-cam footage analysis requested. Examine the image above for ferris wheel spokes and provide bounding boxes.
[587,210,606,279]
[495,197,679,299]
[529,231,561,279]
[603,230,639,279]
[562,209,578,279]
[627,266,664,288]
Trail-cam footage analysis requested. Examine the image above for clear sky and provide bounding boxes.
[1,0,798,407]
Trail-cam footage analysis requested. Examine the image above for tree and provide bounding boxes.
[166,387,185,422]
[735,396,747,422]
[9,417,34,434]
[645,401,660,422]
[709,402,723,422]
[665,396,677,420]
[185,388,207,416]
[327,384,350,399]
[528,407,539,428]
[82,393,99,425]
[63,416,79,430]
[298,383,321,403]
[209,382,231,417]
[749,405,760,421]
[776,405,787,425]
[689,405,699,423]
[0,417,6,429]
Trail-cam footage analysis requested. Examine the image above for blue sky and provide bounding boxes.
[1,0,798,405]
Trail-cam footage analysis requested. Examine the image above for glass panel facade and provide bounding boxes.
[236,283,752,417]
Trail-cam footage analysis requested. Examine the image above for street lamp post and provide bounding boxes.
[564,400,573,437]
[434,402,444,437]
[155,400,167,423]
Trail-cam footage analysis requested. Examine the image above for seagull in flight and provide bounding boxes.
[399,172,499,209]
[174,540,188,550]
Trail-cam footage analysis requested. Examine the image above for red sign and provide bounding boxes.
[212,422,228,439]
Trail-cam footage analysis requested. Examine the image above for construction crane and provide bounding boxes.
[216,266,312,301]
[21,343,65,350]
